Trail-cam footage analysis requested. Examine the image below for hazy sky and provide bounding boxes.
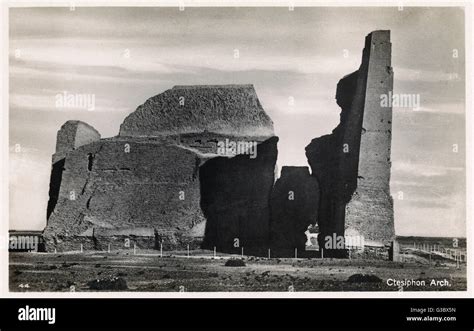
[9,6,466,237]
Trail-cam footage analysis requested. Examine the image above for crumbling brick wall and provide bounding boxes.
[44,137,207,251]
[345,31,395,245]
[44,85,277,252]
[306,31,395,254]
[55,120,101,160]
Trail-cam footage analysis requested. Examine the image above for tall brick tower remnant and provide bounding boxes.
[306,30,395,254]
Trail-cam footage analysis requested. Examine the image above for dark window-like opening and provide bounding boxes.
[87,153,93,171]
[46,158,65,220]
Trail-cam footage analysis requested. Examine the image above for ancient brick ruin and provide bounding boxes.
[44,31,395,257]
[306,30,394,255]
[44,85,277,252]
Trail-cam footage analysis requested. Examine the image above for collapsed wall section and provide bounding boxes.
[199,137,278,253]
[269,166,320,251]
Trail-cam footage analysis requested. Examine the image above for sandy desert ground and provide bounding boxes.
[9,249,467,292]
